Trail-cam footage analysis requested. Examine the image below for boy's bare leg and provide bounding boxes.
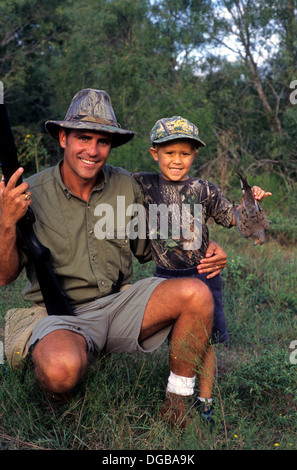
[198,344,215,400]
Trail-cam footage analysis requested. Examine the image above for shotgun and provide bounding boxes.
[0,102,74,316]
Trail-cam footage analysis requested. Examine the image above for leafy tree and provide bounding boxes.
[187,0,297,181]
[0,0,70,125]
[46,0,212,171]
[0,0,71,170]
[1,0,296,181]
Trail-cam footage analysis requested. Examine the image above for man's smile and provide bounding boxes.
[79,157,98,165]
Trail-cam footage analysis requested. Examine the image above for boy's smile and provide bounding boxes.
[150,140,198,182]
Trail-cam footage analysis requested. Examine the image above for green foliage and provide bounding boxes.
[222,348,296,411]
[1,231,297,450]
[13,128,50,174]
[1,0,296,178]
[0,0,70,124]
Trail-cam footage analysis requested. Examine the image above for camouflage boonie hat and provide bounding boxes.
[150,116,205,148]
[45,88,134,148]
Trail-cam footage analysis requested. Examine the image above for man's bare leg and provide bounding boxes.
[139,277,214,428]
[139,277,214,377]
[32,277,213,406]
[32,329,87,395]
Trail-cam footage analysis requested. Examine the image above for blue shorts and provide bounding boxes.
[154,265,228,344]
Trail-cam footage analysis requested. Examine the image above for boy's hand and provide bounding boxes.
[197,241,227,279]
[252,186,272,201]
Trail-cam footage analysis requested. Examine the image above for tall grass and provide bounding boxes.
[0,177,296,450]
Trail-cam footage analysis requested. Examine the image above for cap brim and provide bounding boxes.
[152,133,206,147]
[45,120,134,148]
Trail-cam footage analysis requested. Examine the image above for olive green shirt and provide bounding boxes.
[18,162,151,307]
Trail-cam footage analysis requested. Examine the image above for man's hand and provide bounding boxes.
[0,167,31,228]
[0,168,29,285]
[197,241,227,279]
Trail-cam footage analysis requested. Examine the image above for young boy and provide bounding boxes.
[133,116,271,426]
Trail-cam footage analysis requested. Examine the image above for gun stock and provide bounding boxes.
[0,102,74,316]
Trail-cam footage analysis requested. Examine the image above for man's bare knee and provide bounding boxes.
[38,355,85,393]
[177,278,214,314]
[32,330,87,393]
[140,278,213,343]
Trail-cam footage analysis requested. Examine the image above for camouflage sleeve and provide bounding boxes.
[129,176,152,264]
[131,172,141,185]
[206,183,234,228]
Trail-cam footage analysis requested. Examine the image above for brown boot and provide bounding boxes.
[160,391,195,430]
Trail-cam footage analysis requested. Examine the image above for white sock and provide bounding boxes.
[198,396,212,404]
[166,371,196,396]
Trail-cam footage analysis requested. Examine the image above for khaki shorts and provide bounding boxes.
[4,305,48,370]
[29,277,169,356]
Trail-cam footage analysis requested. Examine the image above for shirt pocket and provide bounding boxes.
[33,220,73,269]
[104,231,132,282]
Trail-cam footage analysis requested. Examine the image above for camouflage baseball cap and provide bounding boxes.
[45,88,134,148]
[150,116,205,147]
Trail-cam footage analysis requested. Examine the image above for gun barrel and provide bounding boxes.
[0,104,21,183]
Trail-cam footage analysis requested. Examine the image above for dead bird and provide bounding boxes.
[233,171,270,245]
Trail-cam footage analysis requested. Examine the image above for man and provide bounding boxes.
[0,89,227,428]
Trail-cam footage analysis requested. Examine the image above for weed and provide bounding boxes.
[0,198,297,450]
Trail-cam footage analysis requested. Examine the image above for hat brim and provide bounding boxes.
[152,133,206,148]
[45,120,134,148]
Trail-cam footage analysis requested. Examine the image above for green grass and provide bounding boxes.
[1,182,297,450]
